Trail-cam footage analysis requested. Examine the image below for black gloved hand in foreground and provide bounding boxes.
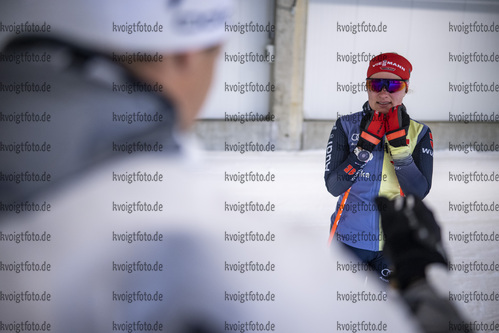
[375,195,448,290]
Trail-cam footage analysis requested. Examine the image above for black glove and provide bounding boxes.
[357,110,386,152]
[385,104,410,147]
[375,195,448,290]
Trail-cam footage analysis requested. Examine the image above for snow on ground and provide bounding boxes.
[202,149,499,328]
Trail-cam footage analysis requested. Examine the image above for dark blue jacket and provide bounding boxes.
[324,102,433,251]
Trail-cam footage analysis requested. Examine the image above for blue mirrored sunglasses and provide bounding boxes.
[366,78,407,93]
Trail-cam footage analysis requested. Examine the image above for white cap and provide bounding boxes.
[1,0,233,53]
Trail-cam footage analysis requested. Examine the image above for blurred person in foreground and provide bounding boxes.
[0,2,469,332]
[324,53,434,282]
[0,1,239,332]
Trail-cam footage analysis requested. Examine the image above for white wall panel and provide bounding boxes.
[199,0,276,119]
[304,0,499,121]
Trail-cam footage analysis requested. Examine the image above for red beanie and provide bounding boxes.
[367,53,412,80]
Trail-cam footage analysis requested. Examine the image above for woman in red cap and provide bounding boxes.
[324,52,434,282]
